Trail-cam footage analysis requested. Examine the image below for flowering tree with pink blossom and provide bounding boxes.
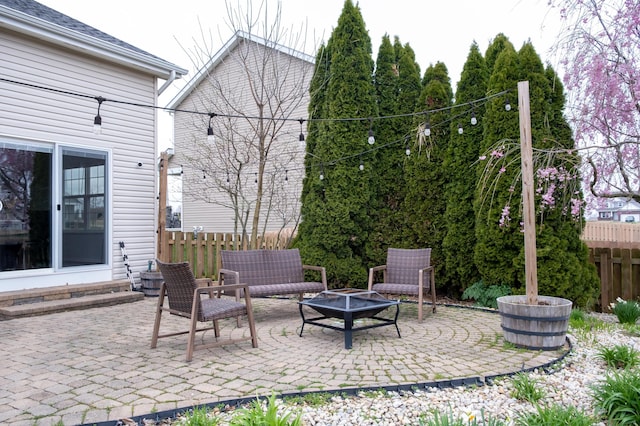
[550,0,640,203]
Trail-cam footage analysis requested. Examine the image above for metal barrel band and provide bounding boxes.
[501,325,568,337]
[499,312,569,322]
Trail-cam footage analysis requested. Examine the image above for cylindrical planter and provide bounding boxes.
[139,271,164,297]
[497,295,572,351]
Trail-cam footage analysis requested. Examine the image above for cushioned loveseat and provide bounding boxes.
[218,249,327,300]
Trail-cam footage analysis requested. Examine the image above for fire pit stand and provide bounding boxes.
[298,289,401,349]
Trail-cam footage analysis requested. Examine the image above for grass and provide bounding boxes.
[418,407,507,426]
[591,370,640,425]
[510,373,545,403]
[514,404,595,426]
[179,406,221,426]
[596,344,640,369]
[228,394,301,426]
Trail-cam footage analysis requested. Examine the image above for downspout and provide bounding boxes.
[158,70,179,96]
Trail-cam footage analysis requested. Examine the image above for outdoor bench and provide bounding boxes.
[218,248,327,300]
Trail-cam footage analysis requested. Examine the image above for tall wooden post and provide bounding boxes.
[518,81,538,305]
[157,151,168,261]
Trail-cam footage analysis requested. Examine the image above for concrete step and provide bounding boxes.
[0,281,145,320]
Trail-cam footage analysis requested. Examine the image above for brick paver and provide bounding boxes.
[0,297,567,425]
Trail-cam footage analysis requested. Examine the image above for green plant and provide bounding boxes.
[510,373,545,403]
[611,297,640,324]
[461,281,511,309]
[592,370,640,425]
[180,406,221,426]
[514,404,594,425]
[283,392,332,407]
[418,407,507,425]
[597,344,640,369]
[229,393,301,426]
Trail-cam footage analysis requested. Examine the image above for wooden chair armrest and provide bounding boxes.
[368,265,387,290]
[196,283,250,300]
[303,265,328,290]
[218,268,240,285]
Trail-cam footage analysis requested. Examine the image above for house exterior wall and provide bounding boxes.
[170,37,311,235]
[0,28,158,290]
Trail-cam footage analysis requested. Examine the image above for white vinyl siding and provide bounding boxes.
[171,37,312,235]
[0,28,159,289]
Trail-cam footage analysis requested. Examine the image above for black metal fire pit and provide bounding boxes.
[298,289,401,349]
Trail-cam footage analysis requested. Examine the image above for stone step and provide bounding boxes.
[0,281,145,320]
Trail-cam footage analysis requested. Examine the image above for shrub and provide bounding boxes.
[514,404,594,426]
[461,281,511,309]
[610,297,640,324]
[229,393,301,426]
[418,407,506,426]
[592,370,640,425]
[597,344,640,369]
[510,373,545,403]
[180,406,221,426]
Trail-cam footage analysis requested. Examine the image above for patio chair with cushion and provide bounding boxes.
[367,248,436,321]
[151,260,258,362]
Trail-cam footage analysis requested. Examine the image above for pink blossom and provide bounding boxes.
[490,150,504,158]
[499,204,510,228]
[499,166,506,174]
[478,155,487,160]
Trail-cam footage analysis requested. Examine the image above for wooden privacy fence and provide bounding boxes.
[159,230,294,279]
[587,245,640,311]
[582,221,640,246]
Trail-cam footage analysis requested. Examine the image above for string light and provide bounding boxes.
[405,137,411,156]
[93,96,105,134]
[458,123,463,135]
[359,156,364,171]
[285,170,288,182]
[367,118,375,145]
[298,119,305,143]
[505,98,512,111]
[207,112,217,143]
[470,111,477,125]
[424,120,431,137]
[319,164,325,181]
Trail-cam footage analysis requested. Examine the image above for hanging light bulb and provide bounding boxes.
[505,98,512,111]
[367,129,375,145]
[298,119,305,143]
[424,121,431,137]
[470,112,477,125]
[405,136,411,156]
[319,164,325,181]
[458,123,464,135]
[359,158,364,171]
[405,146,411,156]
[207,112,217,143]
[93,96,105,135]
[285,170,289,182]
[319,171,324,181]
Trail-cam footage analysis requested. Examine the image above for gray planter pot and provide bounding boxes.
[497,295,572,350]
[140,271,164,297]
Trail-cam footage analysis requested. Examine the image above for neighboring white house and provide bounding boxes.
[597,198,640,223]
[165,30,314,236]
[0,0,187,291]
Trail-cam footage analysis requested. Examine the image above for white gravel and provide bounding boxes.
[155,313,639,426]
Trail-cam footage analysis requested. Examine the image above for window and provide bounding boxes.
[0,143,52,271]
[0,142,108,272]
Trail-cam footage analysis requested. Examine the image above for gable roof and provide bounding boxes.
[0,0,188,81]
[166,30,314,109]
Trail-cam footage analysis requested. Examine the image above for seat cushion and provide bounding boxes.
[199,298,247,321]
[247,282,325,297]
[372,283,429,296]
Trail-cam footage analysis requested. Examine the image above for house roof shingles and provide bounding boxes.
[0,0,187,79]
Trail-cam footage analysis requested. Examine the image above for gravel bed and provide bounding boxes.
[144,313,639,426]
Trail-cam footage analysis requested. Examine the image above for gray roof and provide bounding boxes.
[0,0,187,79]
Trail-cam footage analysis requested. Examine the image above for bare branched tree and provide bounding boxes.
[175,0,314,248]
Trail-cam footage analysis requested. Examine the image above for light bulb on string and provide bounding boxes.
[359,157,364,171]
[207,112,217,143]
[424,121,431,137]
[298,119,305,144]
[405,145,411,156]
[319,164,325,181]
[458,123,464,135]
[367,118,375,144]
[505,98,511,111]
[285,170,289,182]
[470,112,477,125]
[93,96,105,135]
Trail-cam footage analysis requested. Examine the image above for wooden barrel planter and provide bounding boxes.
[139,271,164,297]
[497,295,572,351]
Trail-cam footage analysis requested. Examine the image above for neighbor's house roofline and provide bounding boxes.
[166,30,314,110]
[0,0,188,80]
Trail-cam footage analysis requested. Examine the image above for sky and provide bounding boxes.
[38,0,562,149]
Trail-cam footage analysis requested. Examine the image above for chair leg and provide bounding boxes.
[431,270,437,313]
[418,291,424,322]
[186,315,198,362]
[213,319,220,338]
[245,296,259,348]
[150,285,166,349]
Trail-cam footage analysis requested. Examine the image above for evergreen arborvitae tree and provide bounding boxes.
[295,0,377,287]
[474,42,521,287]
[442,42,488,295]
[475,39,599,307]
[404,62,452,285]
[366,36,422,265]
